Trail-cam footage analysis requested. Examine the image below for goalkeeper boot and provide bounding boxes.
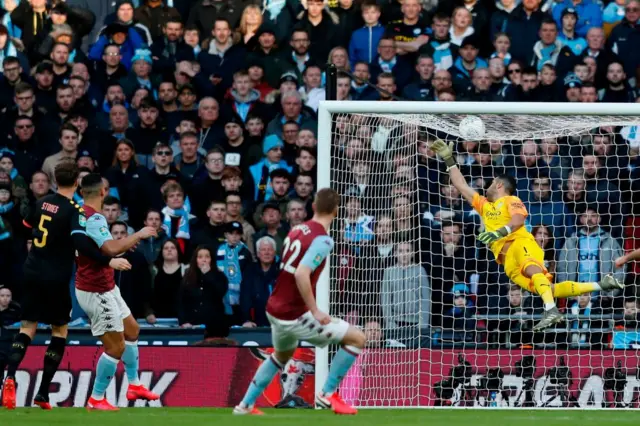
[316,392,357,415]
[86,396,119,411]
[232,405,264,415]
[1,377,16,410]
[33,393,52,410]
[599,274,624,292]
[126,384,159,401]
[533,306,564,332]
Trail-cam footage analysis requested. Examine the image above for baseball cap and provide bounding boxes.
[226,221,244,234]
[280,71,298,86]
[36,61,54,74]
[460,35,480,49]
[561,7,578,20]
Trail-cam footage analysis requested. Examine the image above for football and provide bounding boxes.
[458,115,486,140]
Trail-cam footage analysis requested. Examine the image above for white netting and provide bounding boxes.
[325,110,640,408]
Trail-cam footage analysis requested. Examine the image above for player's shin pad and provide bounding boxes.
[553,281,598,298]
[531,273,555,306]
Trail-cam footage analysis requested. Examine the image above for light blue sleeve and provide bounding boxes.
[299,235,334,272]
[85,213,113,248]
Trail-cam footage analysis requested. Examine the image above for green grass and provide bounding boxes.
[0,408,638,426]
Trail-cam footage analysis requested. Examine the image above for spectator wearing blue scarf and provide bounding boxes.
[216,221,251,325]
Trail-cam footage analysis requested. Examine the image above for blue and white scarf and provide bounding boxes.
[216,242,247,314]
[264,0,286,21]
[161,202,191,239]
[378,56,397,73]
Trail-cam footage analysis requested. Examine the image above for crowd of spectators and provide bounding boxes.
[0,0,639,347]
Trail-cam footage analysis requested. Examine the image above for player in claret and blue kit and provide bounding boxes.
[234,188,366,416]
[75,173,160,411]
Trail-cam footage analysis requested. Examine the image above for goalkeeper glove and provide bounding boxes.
[477,226,511,244]
[430,140,457,169]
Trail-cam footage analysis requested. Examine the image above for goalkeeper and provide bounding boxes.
[431,140,624,331]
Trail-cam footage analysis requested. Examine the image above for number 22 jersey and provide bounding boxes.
[266,220,334,320]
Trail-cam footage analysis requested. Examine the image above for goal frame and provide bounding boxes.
[314,100,640,407]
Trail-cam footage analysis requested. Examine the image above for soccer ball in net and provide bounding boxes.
[458,115,486,139]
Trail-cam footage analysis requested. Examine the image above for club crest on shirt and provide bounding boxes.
[496,202,504,209]
[227,265,237,276]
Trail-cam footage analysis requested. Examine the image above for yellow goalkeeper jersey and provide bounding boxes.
[472,193,535,263]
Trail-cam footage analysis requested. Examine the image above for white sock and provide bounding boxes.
[592,283,602,291]
[544,303,556,311]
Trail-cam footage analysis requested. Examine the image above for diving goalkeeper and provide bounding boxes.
[431,140,624,331]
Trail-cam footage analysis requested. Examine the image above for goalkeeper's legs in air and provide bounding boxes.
[506,239,624,331]
[234,313,365,416]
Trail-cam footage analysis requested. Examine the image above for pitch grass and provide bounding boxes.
[0,408,639,426]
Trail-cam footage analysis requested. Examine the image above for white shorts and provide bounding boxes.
[267,311,350,352]
[75,286,131,336]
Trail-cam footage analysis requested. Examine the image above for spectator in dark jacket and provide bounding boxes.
[369,36,414,93]
[100,0,153,46]
[150,17,195,74]
[179,245,229,337]
[504,0,548,64]
[187,0,242,36]
[134,0,181,39]
[240,235,278,327]
[89,22,147,70]
[151,239,185,321]
[189,199,227,255]
[197,18,246,94]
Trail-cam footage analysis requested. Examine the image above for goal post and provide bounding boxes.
[316,101,640,408]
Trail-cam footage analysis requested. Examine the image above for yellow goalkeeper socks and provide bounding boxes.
[553,281,598,298]
[531,273,556,309]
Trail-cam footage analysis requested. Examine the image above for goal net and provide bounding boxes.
[315,102,640,408]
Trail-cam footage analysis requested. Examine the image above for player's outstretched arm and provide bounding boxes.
[615,248,640,268]
[430,140,477,204]
[100,226,157,256]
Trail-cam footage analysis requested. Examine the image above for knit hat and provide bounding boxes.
[0,150,15,163]
[564,72,582,89]
[263,134,284,155]
[131,48,153,65]
[452,283,469,297]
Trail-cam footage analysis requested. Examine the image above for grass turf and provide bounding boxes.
[0,408,638,426]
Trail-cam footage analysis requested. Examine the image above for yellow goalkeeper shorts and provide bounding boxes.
[503,238,551,294]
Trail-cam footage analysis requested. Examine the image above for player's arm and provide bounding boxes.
[615,248,640,268]
[86,214,156,256]
[294,235,334,315]
[430,140,477,204]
